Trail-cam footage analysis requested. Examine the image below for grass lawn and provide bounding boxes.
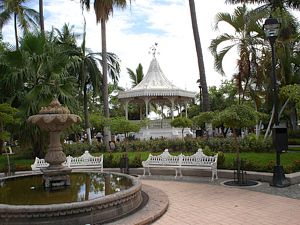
[221,152,300,172]
[0,154,33,172]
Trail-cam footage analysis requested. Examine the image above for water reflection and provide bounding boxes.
[0,173,133,205]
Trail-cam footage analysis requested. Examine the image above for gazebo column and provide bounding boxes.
[171,100,175,119]
[124,100,129,120]
[144,98,150,118]
[146,98,150,129]
[179,103,182,117]
[185,101,188,118]
[168,97,175,120]
[144,98,150,129]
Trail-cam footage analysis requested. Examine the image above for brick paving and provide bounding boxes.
[141,178,300,225]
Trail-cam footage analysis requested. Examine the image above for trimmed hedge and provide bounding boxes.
[61,136,273,156]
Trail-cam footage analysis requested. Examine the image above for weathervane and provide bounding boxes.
[149,42,159,58]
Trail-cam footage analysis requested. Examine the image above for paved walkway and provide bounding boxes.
[141,177,300,225]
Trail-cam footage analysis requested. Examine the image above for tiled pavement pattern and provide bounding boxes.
[109,176,300,225]
[142,178,300,225]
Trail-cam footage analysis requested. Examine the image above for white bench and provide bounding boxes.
[66,151,103,171]
[31,151,103,172]
[142,149,218,181]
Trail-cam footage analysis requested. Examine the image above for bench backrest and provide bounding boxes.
[66,151,103,167]
[147,149,180,166]
[31,157,49,170]
[31,151,103,170]
[181,149,217,166]
[143,148,218,167]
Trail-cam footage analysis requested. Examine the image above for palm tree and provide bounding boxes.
[188,0,210,112]
[127,63,144,87]
[225,0,300,10]
[80,0,131,150]
[0,0,39,49]
[127,63,144,119]
[0,31,78,156]
[209,5,267,103]
[54,22,121,145]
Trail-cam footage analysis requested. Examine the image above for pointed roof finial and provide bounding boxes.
[149,42,159,58]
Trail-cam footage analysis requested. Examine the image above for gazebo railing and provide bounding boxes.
[131,119,172,129]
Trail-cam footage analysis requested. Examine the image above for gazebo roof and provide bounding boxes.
[118,58,196,99]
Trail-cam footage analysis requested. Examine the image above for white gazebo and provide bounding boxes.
[118,56,196,139]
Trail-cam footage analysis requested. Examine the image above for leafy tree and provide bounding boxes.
[90,112,109,133]
[0,0,39,49]
[110,117,140,137]
[0,103,18,153]
[213,104,258,184]
[188,0,210,111]
[209,80,237,111]
[192,112,216,129]
[80,0,132,150]
[171,117,193,139]
[279,84,300,129]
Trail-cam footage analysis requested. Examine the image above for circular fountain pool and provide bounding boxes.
[0,172,142,225]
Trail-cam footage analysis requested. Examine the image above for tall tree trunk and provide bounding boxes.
[14,13,19,50]
[39,0,44,33]
[233,128,241,184]
[188,0,210,112]
[83,83,92,145]
[101,19,110,151]
[264,106,275,140]
[290,104,298,130]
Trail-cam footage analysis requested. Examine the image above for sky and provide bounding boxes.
[2,0,298,93]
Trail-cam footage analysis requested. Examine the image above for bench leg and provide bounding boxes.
[175,169,178,179]
[211,169,218,181]
[143,168,146,176]
[147,167,151,176]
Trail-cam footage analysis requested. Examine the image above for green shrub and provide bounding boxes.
[242,160,256,171]
[292,160,300,171]
[63,143,102,156]
[3,160,16,175]
[266,160,275,171]
[131,153,142,168]
[288,129,300,138]
[203,145,214,156]
[103,153,114,168]
[288,138,300,145]
[217,151,225,168]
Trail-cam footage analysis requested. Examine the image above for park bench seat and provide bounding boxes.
[31,151,103,172]
[142,149,218,181]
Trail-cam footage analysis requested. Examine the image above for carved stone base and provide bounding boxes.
[42,167,72,188]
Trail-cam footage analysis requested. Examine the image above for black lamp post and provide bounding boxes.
[263,17,290,187]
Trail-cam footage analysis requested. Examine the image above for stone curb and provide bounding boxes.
[105,184,169,225]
